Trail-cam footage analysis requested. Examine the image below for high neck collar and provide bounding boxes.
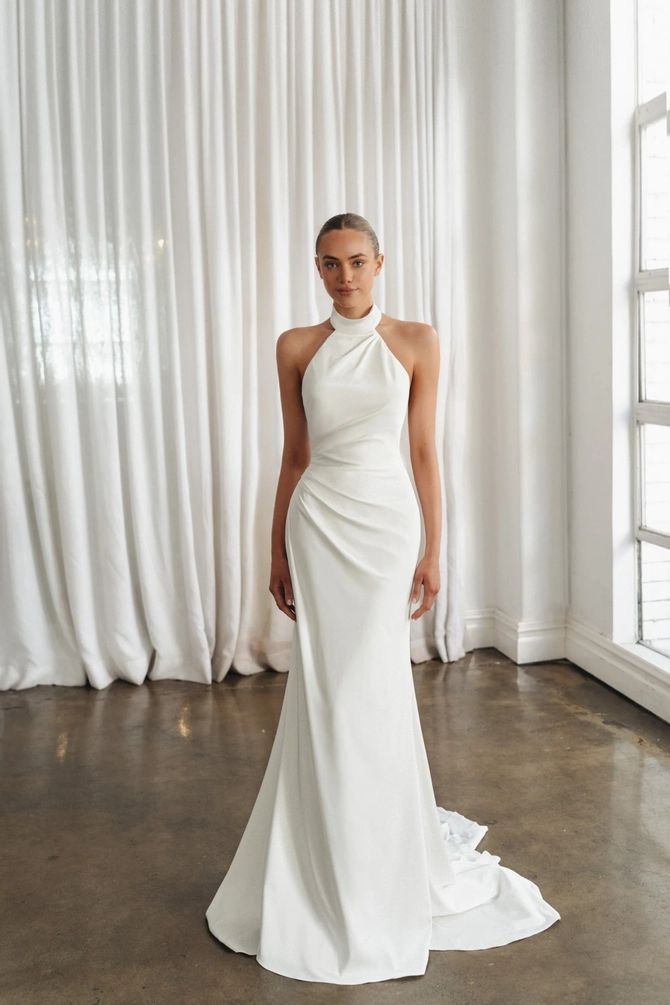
[329,301,382,335]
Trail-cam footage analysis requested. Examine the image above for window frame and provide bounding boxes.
[633,81,670,648]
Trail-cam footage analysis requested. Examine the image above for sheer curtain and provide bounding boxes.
[0,0,466,690]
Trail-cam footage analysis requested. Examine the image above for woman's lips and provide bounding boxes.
[338,289,356,295]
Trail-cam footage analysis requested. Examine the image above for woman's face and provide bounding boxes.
[315,229,383,313]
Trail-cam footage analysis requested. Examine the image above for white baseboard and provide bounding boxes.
[463,607,670,725]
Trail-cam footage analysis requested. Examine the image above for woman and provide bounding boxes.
[206,213,560,985]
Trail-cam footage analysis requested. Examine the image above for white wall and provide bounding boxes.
[564,0,670,721]
[564,0,615,636]
[454,0,566,662]
[455,0,670,721]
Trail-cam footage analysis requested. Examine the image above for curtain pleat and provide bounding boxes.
[0,0,464,690]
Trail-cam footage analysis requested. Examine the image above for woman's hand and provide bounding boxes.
[410,553,440,619]
[270,555,296,621]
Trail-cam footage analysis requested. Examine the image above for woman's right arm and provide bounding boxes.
[269,329,310,621]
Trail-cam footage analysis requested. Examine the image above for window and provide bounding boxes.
[635,0,670,656]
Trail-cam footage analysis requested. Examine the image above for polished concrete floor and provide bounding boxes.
[1,648,669,1004]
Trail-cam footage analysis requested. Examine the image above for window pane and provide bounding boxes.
[640,290,670,403]
[640,116,669,271]
[640,423,670,533]
[639,540,670,657]
[637,0,670,104]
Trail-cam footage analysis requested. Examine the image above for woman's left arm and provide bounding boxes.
[407,324,441,619]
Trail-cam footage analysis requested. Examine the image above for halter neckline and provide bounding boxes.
[329,301,382,335]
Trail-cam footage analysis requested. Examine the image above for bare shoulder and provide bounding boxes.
[404,320,437,344]
[411,323,439,365]
[382,314,436,341]
[276,322,331,373]
[277,321,327,350]
[381,315,437,359]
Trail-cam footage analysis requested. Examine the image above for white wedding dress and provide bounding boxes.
[205,301,560,984]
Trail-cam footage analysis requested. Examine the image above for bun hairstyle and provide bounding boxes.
[315,213,380,258]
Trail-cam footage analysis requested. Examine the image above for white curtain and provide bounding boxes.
[0,0,466,690]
